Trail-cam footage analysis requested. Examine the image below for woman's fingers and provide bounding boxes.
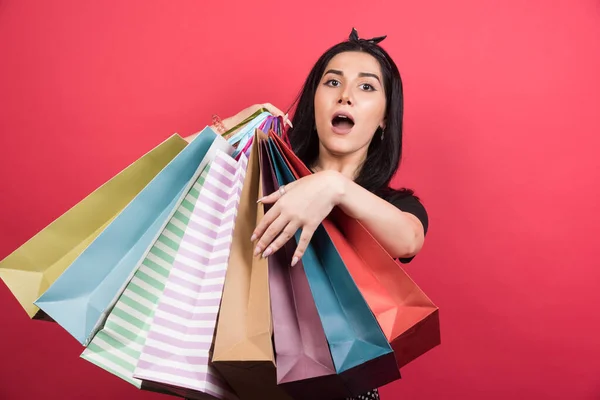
[253,213,289,257]
[262,221,301,259]
[251,205,280,242]
[261,102,286,117]
[291,224,317,267]
[257,181,296,204]
[261,103,293,128]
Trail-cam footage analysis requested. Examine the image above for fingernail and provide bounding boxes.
[254,246,262,256]
[262,247,272,258]
[291,256,299,267]
[250,234,257,242]
[256,197,265,203]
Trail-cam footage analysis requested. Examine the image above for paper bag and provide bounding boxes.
[211,131,291,400]
[80,163,211,387]
[267,139,400,396]
[35,128,231,345]
[259,140,347,400]
[132,150,247,400]
[269,131,440,369]
[0,134,187,318]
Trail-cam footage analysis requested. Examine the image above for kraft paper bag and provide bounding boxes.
[80,163,212,388]
[211,130,291,400]
[0,134,188,319]
[267,139,400,396]
[35,128,231,345]
[258,140,347,400]
[269,131,440,369]
[132,150,247,400]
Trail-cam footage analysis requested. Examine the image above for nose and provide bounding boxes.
[338,95,352,105]
[337,86,353,105]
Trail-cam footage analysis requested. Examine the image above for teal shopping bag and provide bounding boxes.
[35,127,233,346]
[266,139,400,396]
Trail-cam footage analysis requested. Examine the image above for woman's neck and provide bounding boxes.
[311,144,367,180]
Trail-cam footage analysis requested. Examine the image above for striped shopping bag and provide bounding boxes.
[80,164,212,387]
[133,150,247,400]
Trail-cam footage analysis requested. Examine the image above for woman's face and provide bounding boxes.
[314,51,387,158]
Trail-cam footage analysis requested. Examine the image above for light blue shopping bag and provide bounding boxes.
[228,111,270,158]
[35,127,233,346]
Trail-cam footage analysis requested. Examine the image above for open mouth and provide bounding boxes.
[331,112,355,133]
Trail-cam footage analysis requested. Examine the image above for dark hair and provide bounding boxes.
[286,30,414,199]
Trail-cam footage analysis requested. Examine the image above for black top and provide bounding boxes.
[381,191,429,263]
[308,167,428,263]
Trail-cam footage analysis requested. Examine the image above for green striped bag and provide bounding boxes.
[80,164,211,387]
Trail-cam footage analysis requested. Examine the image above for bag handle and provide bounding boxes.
[222,108,268,139]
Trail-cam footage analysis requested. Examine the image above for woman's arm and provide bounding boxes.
[183,103,291,143]
[253,170,425,265]
[335,172,425,259]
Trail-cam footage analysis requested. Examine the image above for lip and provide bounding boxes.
[331,124,352,135]
[331,110,355,123]
[330,110,355,135]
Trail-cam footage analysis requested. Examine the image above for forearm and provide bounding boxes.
[184,102,288,143]
[334,173,425,259]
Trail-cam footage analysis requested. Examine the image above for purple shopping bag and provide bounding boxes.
[258,139,348,400]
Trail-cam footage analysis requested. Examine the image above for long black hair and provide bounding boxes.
[287,28,414,199]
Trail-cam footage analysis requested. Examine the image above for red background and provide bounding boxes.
[1,1,599,399]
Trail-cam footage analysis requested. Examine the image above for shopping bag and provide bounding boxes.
[231,114,281,161]
[269,131,440,369]
[266,139,400,396]
[226,111,270,159]
[211,130,291,400]
[80,163,211,387]
[258,140,347,400]
[132,150,247,400]
[0,134,188,319]
[35,127,231,345]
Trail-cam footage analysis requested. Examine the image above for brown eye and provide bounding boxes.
[325,79,340,87]
[361,83,375,91]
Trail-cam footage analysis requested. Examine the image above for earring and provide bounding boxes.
[381,129,385,141]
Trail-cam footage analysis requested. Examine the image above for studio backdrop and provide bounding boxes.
[0,1,599,399]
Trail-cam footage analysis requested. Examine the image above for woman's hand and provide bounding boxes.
[224,103,293,130]
[251,171,347,266]
[184,102,292,143]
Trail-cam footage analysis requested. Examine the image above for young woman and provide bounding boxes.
[192,28,429,400]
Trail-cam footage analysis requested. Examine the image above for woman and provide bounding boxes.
[194,28,428,400]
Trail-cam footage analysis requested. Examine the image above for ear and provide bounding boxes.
[381,118,387,130]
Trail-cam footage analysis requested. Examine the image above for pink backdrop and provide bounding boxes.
[1,1,599,399]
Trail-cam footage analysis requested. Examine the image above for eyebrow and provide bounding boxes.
[324,69,381,83]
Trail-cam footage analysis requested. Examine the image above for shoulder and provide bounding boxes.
[378,187,429,236]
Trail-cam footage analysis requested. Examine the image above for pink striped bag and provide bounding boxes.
[133,150,248,400]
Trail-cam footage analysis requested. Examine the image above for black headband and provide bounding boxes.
[348,27,387,44]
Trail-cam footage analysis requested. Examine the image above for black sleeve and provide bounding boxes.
[384,193,429,264]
